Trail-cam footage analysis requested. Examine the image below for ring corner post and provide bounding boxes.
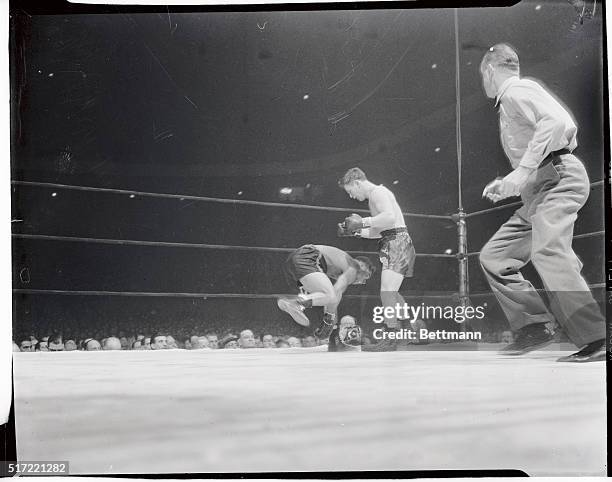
[455,209,470,312]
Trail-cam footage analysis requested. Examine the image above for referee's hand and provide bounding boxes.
[482,177,503,203]
[498,166,533,199]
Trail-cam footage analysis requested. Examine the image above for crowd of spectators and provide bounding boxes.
[13,309,528,353]
[13,325,525,353]
[12,328,330,352]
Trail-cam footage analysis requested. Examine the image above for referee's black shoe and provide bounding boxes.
[499,322,553,355]
[557,338,605,362]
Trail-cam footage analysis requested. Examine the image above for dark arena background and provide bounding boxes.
[9,0,607,476]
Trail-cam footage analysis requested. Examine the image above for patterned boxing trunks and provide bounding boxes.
[378,227,416,277]
[284,244,328,286]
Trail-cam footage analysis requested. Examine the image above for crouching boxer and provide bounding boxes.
[277,244,376,340]
[338,167,416,351]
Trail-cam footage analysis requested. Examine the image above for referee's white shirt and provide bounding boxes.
[495,76,578,170]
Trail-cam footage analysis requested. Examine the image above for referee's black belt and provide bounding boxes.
[540,147,574,168]
[551,148,573,157]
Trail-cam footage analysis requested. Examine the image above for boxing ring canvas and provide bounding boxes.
[8,0,608,477]
[13,349,606,475]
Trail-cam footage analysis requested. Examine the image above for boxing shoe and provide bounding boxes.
[557,338,605,362]
[499,322,553,355]
[277,297,310,327]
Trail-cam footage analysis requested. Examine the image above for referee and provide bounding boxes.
[479,43,604,362]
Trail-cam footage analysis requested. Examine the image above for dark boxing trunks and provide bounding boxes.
[378,227,416,277]
[285,244,328,285]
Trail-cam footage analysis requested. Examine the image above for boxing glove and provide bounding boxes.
[344,213,367,233]
[337,222,352,237]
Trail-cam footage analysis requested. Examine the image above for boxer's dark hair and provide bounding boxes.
[355,256,377,275]
[480,43,520,74]
[338,167,367,187]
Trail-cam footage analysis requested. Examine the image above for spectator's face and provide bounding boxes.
[262,335,275,348]
[48,341,64,352]
[207,335,219,349]
[20,340,33,352]
[137,335,145,342]
[85,340,101,351]
[143,338,151,349]
[340,315,356,328]
[287,337,302,348]
[338,316,358,342]
[166,336,178,349]
[132,340,142,350]
[151,336,168,350]
[302,336,317,348]
[276,340,290,348]
[501,331,514,344]
[239,330,256,348]
[103,337,122,350]
[37,341,49,352]
[197,336,210,349]
[119,337,128,350]
[64,340,77,351]
[224,340,239,349]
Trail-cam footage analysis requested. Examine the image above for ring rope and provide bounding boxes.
[11,289,457,300]
[465,229,604,257]
[11,180,453,221]
[14,285,604,299]
[465,200,523,219]
[464,179,604,219]
[572,230,605,240]
[469,282,605,296]
[12,233,457,259]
